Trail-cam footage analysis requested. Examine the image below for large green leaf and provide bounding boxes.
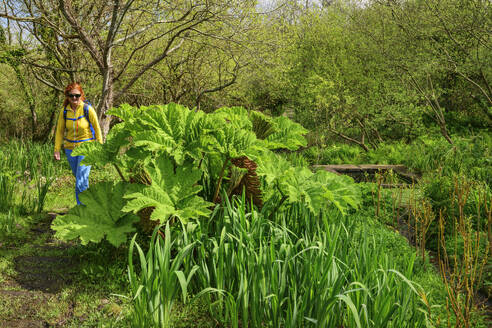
[264,116,308,150]
[51,182,140,247]
[72,123,131,166]
[133,103,206,164]
[203,116,258,159]
[312,170,361,214]
[107,103,149,122]
[283,167,322,212]
[255,150,360,215]
[250,110,277,140]
[282,168,360,215]
[254,150,293,186]
[212,107,277,140]
[213,106,253,131]
[122,157,213,224]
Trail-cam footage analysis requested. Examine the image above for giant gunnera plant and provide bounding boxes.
[52,103,360,246]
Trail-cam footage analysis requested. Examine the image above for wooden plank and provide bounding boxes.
[312,167,340,174]
[313,164,407,171]
[395,171,421,183]
[312,165,361,174]
[311,164,421,183]
[380,183,414,189]
[312,165,359,170]
[358,165,406,171]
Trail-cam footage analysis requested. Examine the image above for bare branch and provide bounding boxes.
[187,27,245,47]
[22,59,87,73]
[112,6,193,46]
[424,0,468,55]
[104,0,121,54]
[30,68,64,91]
[113,21,166,46]
[113,20,192,81]
[58,0,104,69]
[455,70,492,106]
[115,36,185,99]
[0,12,39,22]
[110,0,136,43]
[328,127,369,152]
[113,0,209,48]
[114,4,215,90]
[199,61,239,97]
[89,2,109,36]
[438,45,492,106]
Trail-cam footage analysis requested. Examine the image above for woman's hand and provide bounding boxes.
[54,151,60,161]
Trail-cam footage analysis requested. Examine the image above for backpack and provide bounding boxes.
[63,100,95,143]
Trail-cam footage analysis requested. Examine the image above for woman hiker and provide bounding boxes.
[53,83,103,205]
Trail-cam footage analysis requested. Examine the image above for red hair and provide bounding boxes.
[63,82,86,108]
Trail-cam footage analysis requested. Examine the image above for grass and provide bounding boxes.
[0,223,125,325]
[0,139,489,327]
[0,163,217,327]
[0,142,129,325]
[123,193,482,327]
[0,173,488,327]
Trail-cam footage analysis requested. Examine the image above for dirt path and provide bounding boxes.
[0,212,78,327]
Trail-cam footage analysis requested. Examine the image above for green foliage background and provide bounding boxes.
[1,0,491,143]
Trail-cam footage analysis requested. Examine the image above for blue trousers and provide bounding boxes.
[65,149,91,205]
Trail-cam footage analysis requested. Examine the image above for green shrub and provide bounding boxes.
[402,134,491,184]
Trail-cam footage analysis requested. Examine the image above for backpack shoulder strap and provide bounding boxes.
[83,101,96,139]
[83,102,89,117]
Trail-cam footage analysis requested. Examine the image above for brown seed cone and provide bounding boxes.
[230,156,263,208]
[129,172,155,232]
[137,206,158,233]
[128,171,151,186]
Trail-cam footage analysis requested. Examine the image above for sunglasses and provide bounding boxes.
[67,94,81,98]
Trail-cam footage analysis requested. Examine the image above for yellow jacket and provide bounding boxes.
[54,102,103,152]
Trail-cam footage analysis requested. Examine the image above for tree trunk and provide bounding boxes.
[98,61,114,138]
[99,95,113,138]
[439,123,453,145]
[34,107,57,142]
[13,65,37,140]
[34,90,60,142]
[28,102,37,140]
